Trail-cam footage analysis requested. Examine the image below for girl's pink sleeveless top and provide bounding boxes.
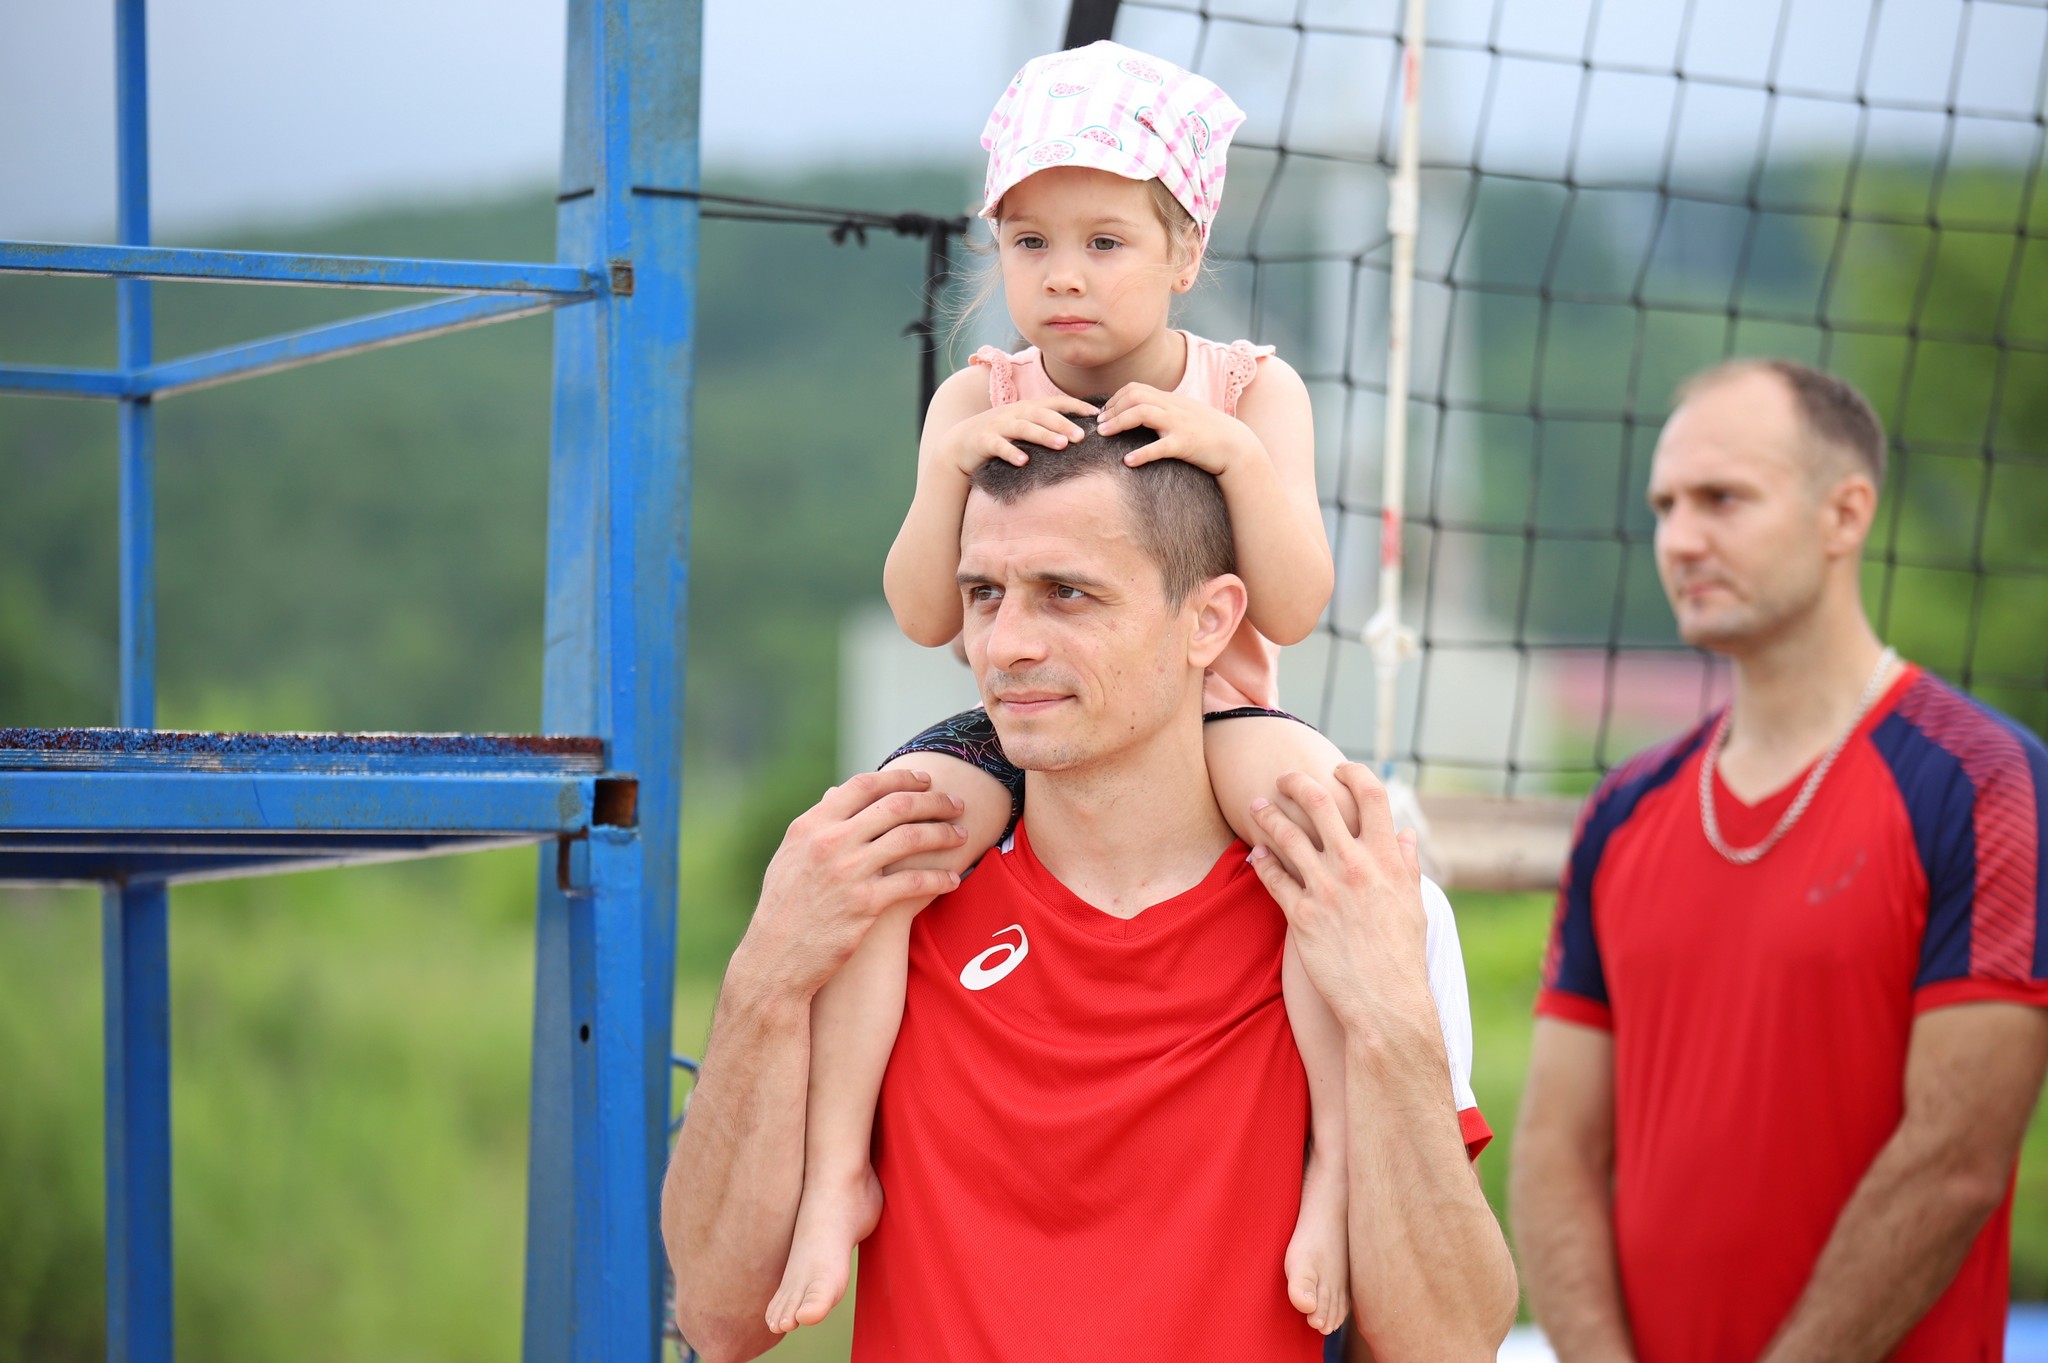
[970,330,1282,713]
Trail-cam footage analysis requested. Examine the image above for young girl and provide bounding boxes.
[767,40,1362,1338]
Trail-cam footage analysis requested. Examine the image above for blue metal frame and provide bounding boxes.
[0,241,599,293]
[0,770,599,834]
[0,291,584,401]
[0,1,697,1359]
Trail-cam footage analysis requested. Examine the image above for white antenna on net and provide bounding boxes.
[1364,0,1430,779]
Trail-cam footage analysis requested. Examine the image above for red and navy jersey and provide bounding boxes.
[855,821,1487,1362]
[1538,666,2048,1363]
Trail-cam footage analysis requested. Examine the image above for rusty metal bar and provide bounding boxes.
[0,727,606,771]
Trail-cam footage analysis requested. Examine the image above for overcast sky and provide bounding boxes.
[0,0,1065,238]
[1,0,2039,239]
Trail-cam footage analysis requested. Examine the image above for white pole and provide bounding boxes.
[1365,0,1429,775]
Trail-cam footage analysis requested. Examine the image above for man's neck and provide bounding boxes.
[1020,710,1235,921]
[1720,595,1892,793]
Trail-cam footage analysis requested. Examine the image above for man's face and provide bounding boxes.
[956,473,1198,772]
[1647,371,1839,653]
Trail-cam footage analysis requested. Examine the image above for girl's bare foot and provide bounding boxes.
[765,1165,884,1334]
[1284,1146,1349,1335]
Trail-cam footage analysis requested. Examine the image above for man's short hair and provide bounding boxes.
[1678,358,1888,489]
[969,407,1236,603]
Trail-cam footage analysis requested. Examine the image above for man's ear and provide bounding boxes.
[1820,472,1877,561]
[1187,574,1249,670]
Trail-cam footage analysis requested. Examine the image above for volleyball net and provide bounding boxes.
[1073,0,2048,884]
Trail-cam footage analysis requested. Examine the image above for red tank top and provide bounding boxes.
[852,821,1321,1362]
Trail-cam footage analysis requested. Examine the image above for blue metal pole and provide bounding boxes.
[523,7,603,1348]
[526,1,697,1358]
[116,24,155,731]
[107,2,172,1361]
[571,828,653,1363]
[607,7,697,1337]
[103,880,170,1363]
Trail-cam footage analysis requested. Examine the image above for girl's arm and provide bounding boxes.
[1219,355,1331,644]
[883,368,1097,646]
[884,368,992,647]
[1098,356,1332,644]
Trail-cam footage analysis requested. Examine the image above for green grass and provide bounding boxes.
[1456,892,1553,1227]
[3,868,2042,1363]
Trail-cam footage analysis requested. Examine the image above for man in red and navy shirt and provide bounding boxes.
[664,420,1515,1361]
[1513,360,2048,1363]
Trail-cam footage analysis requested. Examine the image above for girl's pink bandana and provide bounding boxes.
[980,40,1248,241]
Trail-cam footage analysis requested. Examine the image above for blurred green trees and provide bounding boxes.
[1464,162,2048,744]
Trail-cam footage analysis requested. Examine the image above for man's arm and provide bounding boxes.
[1249,767,1519,1363]
[660,771,967,1363]
[1757,1002,2048,1363]
[1511,1019,1636,1363]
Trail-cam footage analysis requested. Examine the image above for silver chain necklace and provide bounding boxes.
[1698,646,1899,866]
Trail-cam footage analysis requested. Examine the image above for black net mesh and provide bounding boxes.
[1086,0,2048,798]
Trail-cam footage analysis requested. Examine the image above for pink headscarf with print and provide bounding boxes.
[980,40,1248,240]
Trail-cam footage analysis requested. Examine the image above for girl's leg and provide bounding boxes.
[1203,712,1360,849]
[1283,928,1351,1335]
[766,751,1010,1332]
[1204,714,1357,1334]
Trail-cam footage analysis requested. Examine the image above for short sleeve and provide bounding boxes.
[1879,681,2048,1014]
[969,345,1021,406]
[1535,795,1616,1031]
[1421,877,1493,1158]
[1219,339,1276,417]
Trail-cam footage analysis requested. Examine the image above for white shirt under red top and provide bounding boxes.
[855,820,1490,1362]
[1538,665,2048,1363]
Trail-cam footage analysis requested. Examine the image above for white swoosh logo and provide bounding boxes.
[959,924,1029,991]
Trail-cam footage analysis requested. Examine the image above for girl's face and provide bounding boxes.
[996,167,1196,377]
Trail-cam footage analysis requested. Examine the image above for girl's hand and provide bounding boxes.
[941,395,1100,477]
[1096,383,1260,476]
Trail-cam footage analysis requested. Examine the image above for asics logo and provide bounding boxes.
[959,924,1029,991]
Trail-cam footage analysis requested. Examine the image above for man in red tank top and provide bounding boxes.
[662,424,1516,1361]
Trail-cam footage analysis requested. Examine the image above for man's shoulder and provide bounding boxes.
[1876,670,2048,772]
[1571,718,1716,853]
[1870,669,2048,830]
[945,836,1026,900]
